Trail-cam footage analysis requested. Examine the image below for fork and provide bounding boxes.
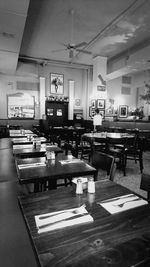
[39,204,86,220]
[113,198,142,208]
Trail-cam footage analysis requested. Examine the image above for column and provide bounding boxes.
[39,77,46,119]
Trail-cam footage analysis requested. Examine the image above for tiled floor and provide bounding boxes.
[0,138,38,267]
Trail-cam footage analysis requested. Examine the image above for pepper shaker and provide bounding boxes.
[76,178,83,194]
[88,177,95,193]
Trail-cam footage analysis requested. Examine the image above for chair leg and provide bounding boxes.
[139,153,143,173]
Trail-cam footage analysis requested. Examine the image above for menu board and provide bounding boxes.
[7,94,35,119]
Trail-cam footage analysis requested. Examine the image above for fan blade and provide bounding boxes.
[76,49,92,55]
[52,48,67,53]
[74,42,87,49]
[69,50,74,58]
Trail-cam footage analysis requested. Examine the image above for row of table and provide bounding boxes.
[11,129,97,192]
[10,129,150,267]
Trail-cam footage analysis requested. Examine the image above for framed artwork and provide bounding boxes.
[119,105,128,118]
[47,108,53,116]
[91,99,96,108]
[97,99,105,109]
[99,109,105,118]
[89,106,95,118]
[56,109,62,116]
[75,99,80,106]
[97,85,106,91]
[50,73,64,94]
[105,107,114,116]
[7,93,35,119]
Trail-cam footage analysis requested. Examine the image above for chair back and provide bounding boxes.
[140,173,150,200]
[91,151,115,181]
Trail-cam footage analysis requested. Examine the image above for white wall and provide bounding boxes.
[107,76,137,112]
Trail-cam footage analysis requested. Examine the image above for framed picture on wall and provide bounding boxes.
[50,73,64,94]
[56,109,62,116]
[119,105,128,117]
[91,99,96,108]
[89,106,95,118]
[97,99,105,109]
[99,109,105,118]
[75,99,80,106]
[47,108,53,116]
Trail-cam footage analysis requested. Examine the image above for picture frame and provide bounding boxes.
[91,99,96,108]
[119,105,128,118]
[89,106,95,118]
[47,108,53,116]
[97,99,105,109]
[7,93,35,119]
[99,109,105,119]
[56,109,62,116]
[105,107,114,116]
[75,99,80,106]
[50,73,64,94]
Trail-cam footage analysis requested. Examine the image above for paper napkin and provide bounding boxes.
[60,159,82,165]
[98,194,148,214]
[35,205,93,234]
[18,162,46,169]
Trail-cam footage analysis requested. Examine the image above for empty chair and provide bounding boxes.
[124,135,144,174]
[105,136,127,176]
[140,173,150,201]
[76,134,93,162]
[90,151,115,181]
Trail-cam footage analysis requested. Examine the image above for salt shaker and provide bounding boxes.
[51,151,55,159]
[76,178,83,194]
[88,177,95,193]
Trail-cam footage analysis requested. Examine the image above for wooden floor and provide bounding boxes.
[0,138,38,267]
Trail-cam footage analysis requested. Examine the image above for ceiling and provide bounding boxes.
[1,0,150,77]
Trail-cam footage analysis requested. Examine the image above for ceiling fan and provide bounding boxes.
[52,41,92,59]
[52,9,92,59]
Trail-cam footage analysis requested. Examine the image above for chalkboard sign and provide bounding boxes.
[7,94,35,119]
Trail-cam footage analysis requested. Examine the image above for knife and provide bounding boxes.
[38,213,87,229]
[100,194,136,204]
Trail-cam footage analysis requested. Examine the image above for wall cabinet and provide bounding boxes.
[45,100,68,127]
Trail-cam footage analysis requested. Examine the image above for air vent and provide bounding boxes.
[122,76,131,84]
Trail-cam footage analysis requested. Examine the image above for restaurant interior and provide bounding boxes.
[1,1,150,267]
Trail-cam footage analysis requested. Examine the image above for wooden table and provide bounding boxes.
[16,154,97,191]
[13,143,63,158]
[11,136,48,145]
[18,180,150,267]
[82,132,134,142]
[9,129,37,138]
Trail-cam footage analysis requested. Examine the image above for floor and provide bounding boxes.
[0,138,38,267]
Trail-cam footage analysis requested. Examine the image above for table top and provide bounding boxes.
[13,143,63,157]
[83,132,134,140]
[9,129,37,138]
[16,154,97,184]
[18,180,150,267]
[11,136,47,145]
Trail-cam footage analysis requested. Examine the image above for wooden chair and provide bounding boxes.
[124,135,144,174]
[105,136,127,176]
[90,151,115,181]
[140,173,150,201]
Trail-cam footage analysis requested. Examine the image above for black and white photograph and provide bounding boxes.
[1,1,150,267]
[97,99,105,109]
